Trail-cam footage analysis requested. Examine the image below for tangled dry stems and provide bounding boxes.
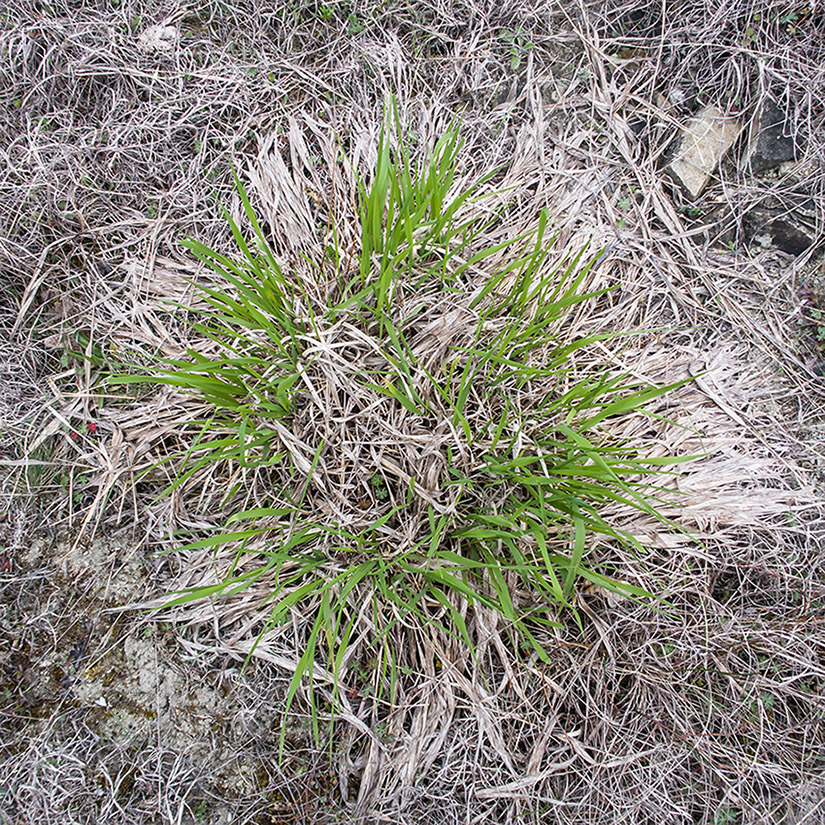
[1,0,824,823]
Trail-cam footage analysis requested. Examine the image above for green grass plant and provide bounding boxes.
[111,110,692,747]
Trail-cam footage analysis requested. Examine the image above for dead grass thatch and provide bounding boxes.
[1,0,824,823]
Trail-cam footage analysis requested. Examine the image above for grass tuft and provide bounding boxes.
[111,111,694,746]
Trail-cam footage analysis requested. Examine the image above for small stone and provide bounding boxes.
[742,190,817,256]
[137,24,178,55]
[743,211,815,256]
[746,99,800,174]
[667,105,741,199]
[778,160,802,177]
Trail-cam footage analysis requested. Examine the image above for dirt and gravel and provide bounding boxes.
[1,1,824,823]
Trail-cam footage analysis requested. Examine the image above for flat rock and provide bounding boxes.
[744,210,816,256]
[746,99,801,174]
[667,105,741,199]
[742,190,817,256]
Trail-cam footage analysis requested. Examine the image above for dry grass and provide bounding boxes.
[1,0,824,823]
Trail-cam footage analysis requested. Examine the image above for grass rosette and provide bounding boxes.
[112,115,692,742]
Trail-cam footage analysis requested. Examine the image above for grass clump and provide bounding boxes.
[112,112,691,741]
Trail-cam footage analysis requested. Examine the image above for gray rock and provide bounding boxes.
[666,105,741,199]
[743,191,817,256]
[746,99,801,174]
